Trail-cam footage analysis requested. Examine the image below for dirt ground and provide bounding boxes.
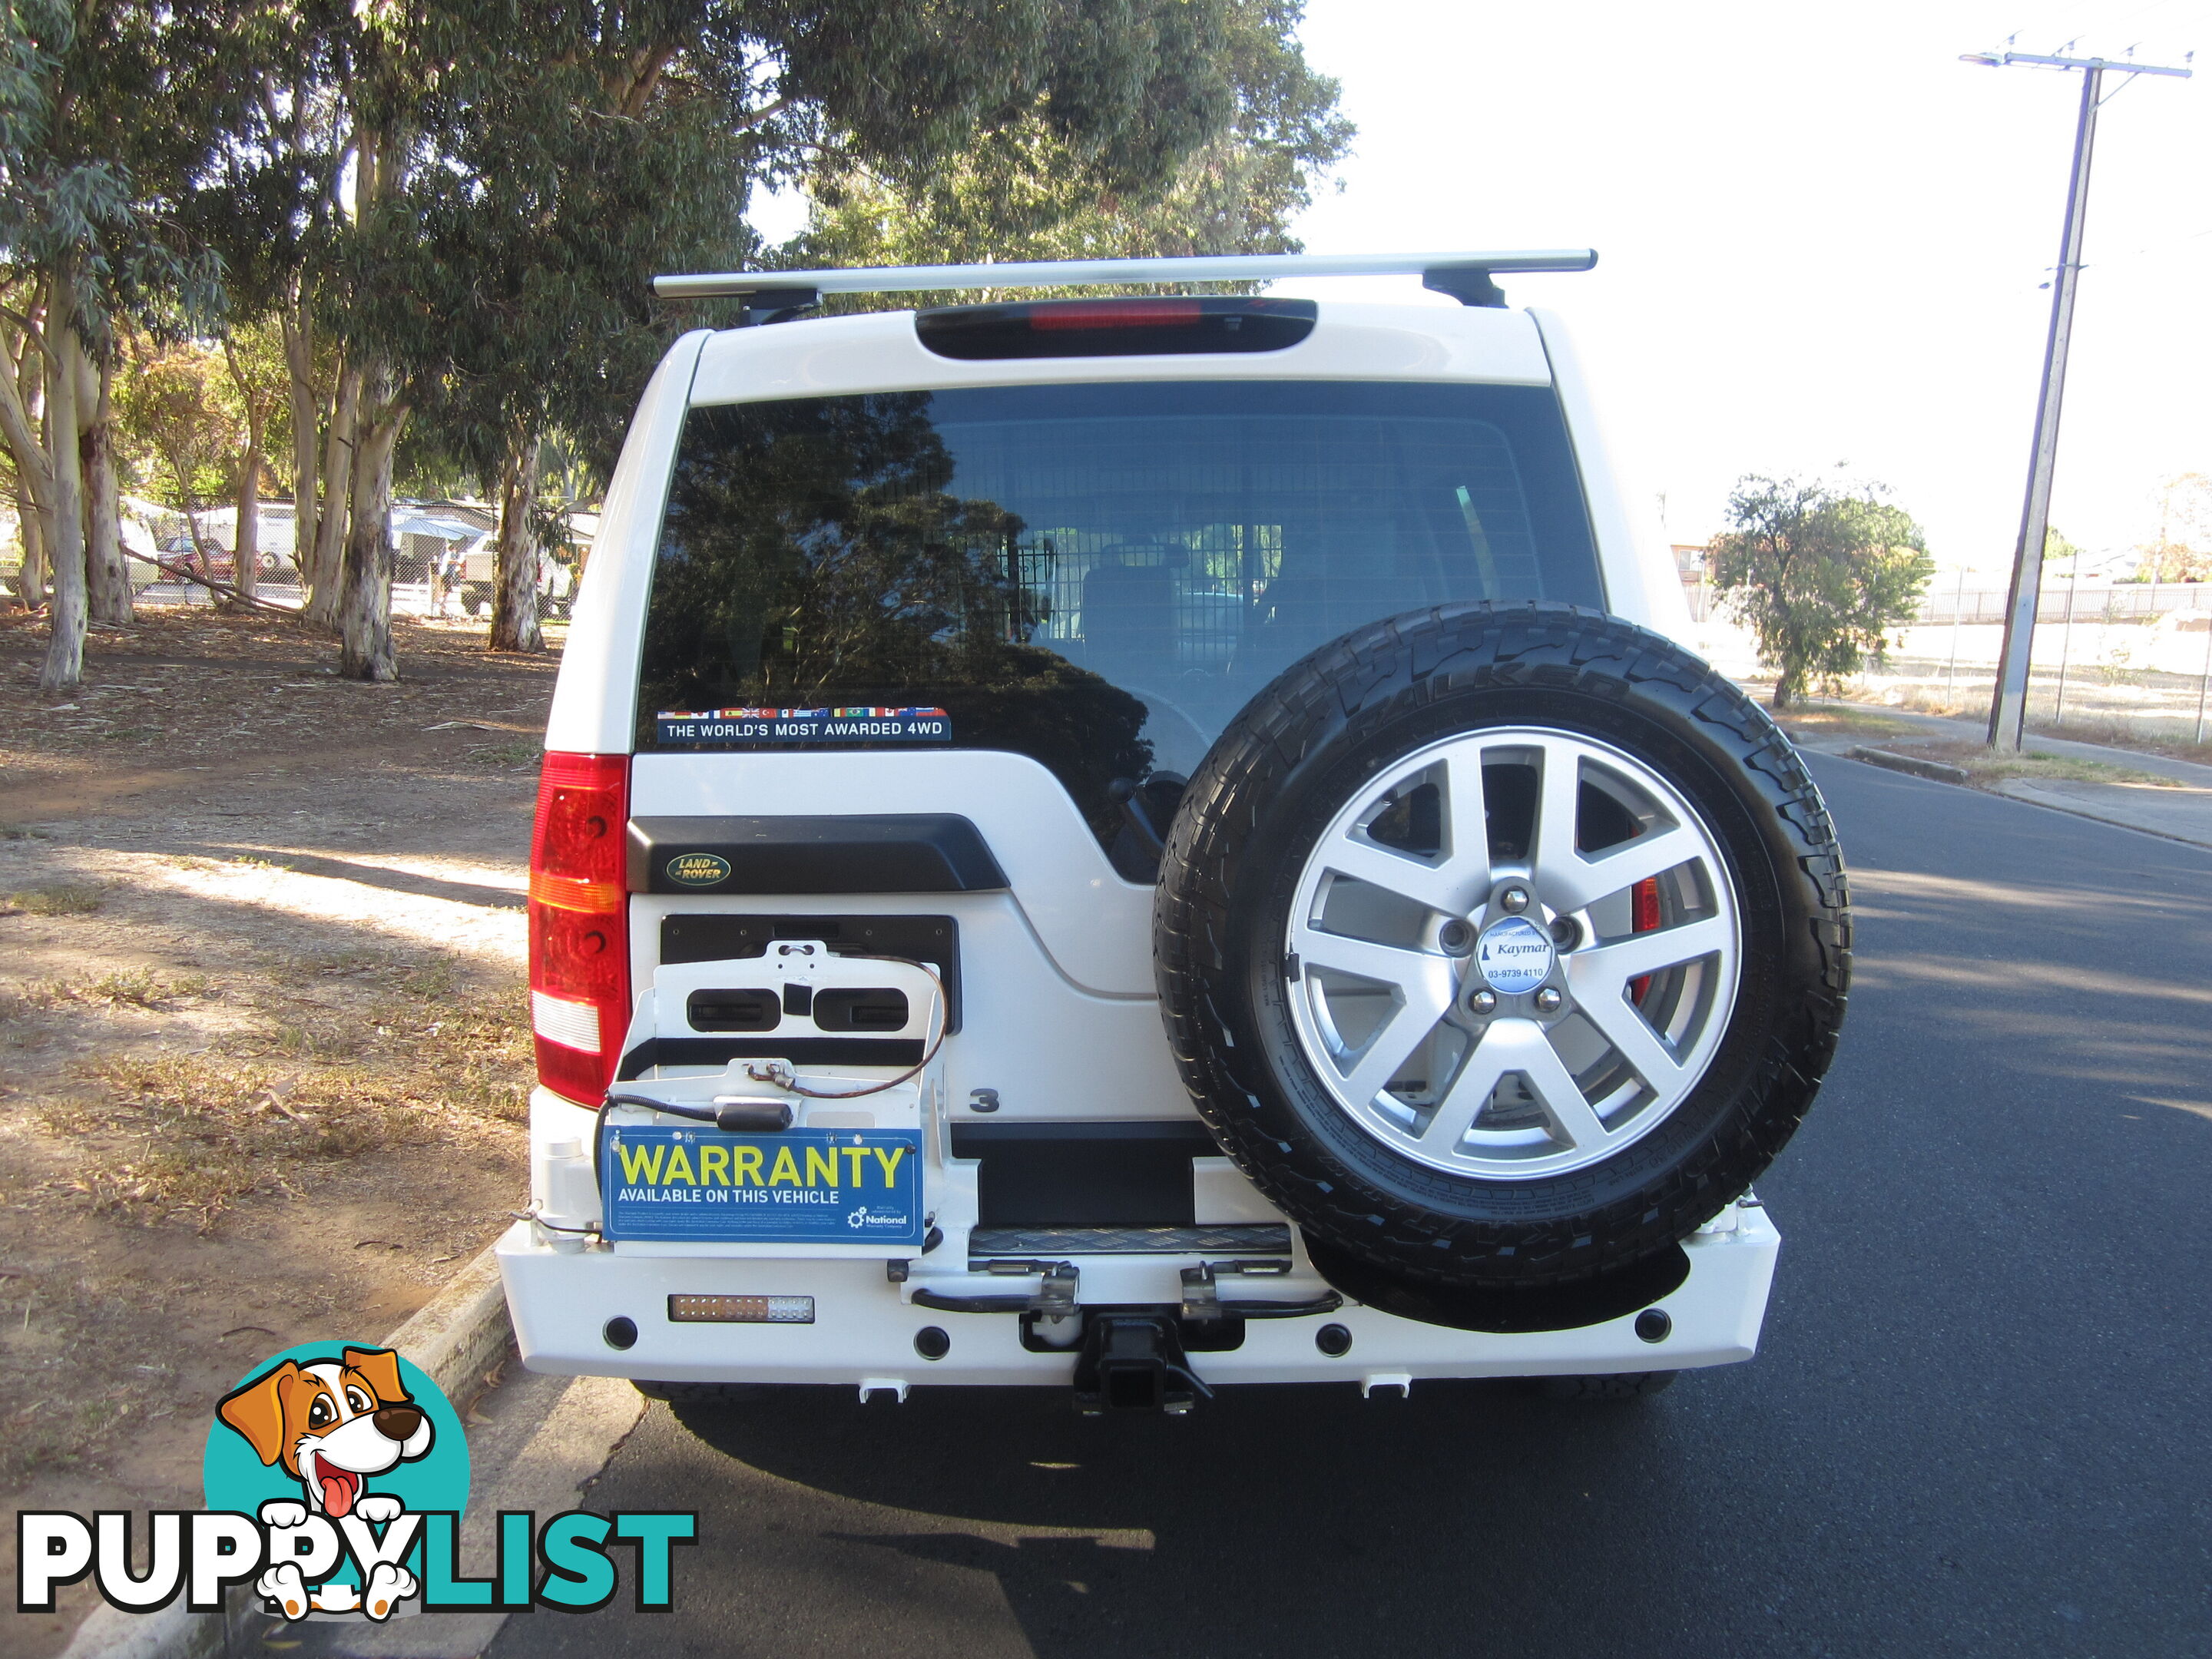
[0,605,561,1650]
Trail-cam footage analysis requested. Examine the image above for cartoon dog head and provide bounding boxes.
[217,1346,433,1518]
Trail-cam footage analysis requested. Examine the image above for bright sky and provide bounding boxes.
[1273,0,2212,575]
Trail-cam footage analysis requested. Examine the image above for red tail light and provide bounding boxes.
[528,752,630,1104]
[1629,876,1661,1007]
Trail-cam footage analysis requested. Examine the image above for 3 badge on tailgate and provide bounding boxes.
[601,1124,924,1247]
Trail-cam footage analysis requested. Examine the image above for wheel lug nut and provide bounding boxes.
[1534,987,1564,1014]
[1438,919,1474,955]
[1499,886,1530,913]
[1468,988,1498,1015]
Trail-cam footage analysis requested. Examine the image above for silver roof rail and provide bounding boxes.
[653,249,1598,312]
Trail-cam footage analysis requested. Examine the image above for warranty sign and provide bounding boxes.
[600,1124,923,1247]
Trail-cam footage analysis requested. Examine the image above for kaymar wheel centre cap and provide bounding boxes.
[1475,914,1555,995]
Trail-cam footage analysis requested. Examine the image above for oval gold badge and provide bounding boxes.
[666,853,731,888]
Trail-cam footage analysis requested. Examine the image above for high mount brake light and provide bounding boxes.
[916,296,1316,360]
[1029,299,1202,330]
[529,753,631,1104]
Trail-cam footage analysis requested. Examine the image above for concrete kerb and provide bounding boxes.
[58,1243,519,1659]
[1846,746,1970,786]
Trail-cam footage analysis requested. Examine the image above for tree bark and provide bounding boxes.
[0,302,54,609]
[12,477,44,607]
[338,368,403,681]
[222,331,267,605]
[489,435,544,653]
[281,286,318,575]
[233,432,263,604]
[81,351,130,624]
[305,359,358,629]
[38,306,88,692]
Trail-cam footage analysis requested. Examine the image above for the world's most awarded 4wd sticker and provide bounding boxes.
[17,1341,696,1622]
[601,1124,925,1246]
[657,705,952,746]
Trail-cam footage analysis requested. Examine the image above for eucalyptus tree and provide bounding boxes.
[802,0,1350,274]
[1,1,223,684]
[422,0,1310,657]
[184,0,1346,678]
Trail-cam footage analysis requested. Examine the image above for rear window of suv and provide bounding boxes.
[637,379,1601,843]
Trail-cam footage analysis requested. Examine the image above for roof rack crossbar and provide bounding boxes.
[652,249,1597,303]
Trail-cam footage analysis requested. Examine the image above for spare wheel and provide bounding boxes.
[1154,601,1849,1291]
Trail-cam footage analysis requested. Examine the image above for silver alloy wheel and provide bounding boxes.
[1284,727,1741,1180]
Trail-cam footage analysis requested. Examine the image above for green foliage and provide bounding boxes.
[114,345,241,508]
[0,0,222,346]
[798,0,1350,293]
[1708,476,1933,708]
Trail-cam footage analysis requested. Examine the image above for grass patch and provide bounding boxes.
[0,823,51,840]
[62,1055,434,1228]
[7,882,108,916]
[0,1281,179,1482]
[81,968,212,1006]
[1970,751,2182,788]
[1881,740,2184,790]
[5,969,210,1010]
[465,740,541,767]
[1779,706,1919,740]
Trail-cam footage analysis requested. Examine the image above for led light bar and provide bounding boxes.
[667,1293,816,1324]
[652,248,1598,301]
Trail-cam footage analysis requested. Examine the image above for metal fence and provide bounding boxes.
[1683,578,2212,627]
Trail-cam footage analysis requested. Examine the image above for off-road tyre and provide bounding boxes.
[1154,601,1849,1292]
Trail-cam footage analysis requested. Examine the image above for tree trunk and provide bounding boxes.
[0,303,53,610]
[489,436,544,653]
[305,359,359,630]
[38,309,88,692]
[224,333,267,605]
[338,370,403,682]
[233,437,263,604]
[12,478,43,607]
[81,350,130,624]
[281,288,318,575]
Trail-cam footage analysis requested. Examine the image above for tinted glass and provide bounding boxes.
[639,380,1601,846]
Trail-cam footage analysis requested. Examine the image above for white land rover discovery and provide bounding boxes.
[497,251,1849,1413]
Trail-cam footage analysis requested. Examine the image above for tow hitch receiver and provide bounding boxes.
[1073,1314,1207,1416]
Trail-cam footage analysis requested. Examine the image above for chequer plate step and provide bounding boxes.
[965,1224,1292,1257]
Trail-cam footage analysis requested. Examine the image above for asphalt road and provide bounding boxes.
[493,756,2212,1659]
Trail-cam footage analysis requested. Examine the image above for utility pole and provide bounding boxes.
[1962,47,2193,750]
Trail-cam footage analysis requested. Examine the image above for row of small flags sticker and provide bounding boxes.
[656,707,951,743]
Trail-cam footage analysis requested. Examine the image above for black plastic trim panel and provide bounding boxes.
[949,1121,1218,1154]
[615,1035,924,1080]
[629,815,1008,894]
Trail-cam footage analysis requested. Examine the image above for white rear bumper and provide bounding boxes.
[496,1198,1779,1392]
